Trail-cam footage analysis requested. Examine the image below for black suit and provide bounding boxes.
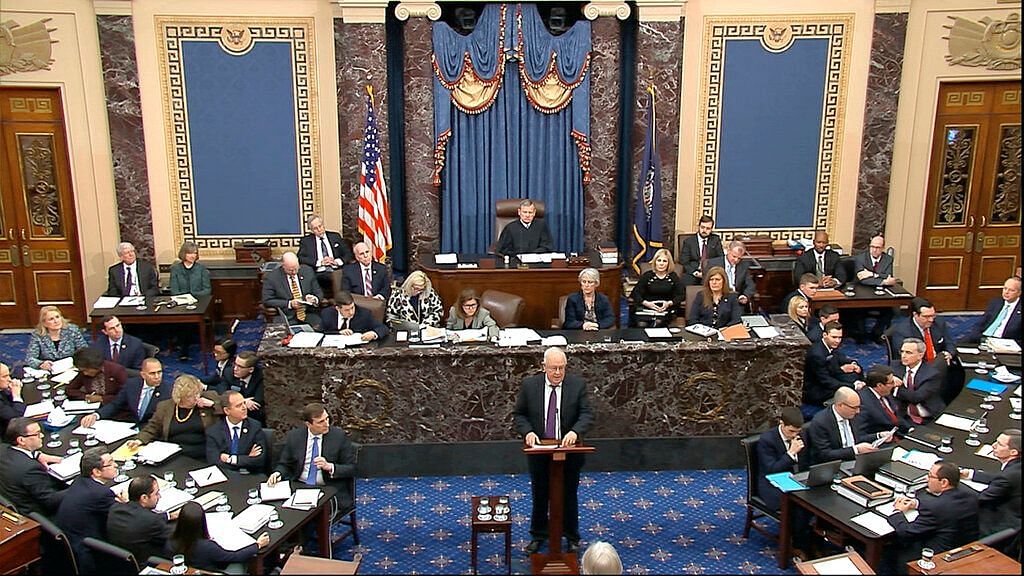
[216,367,265,425]
[966,297,1022,343]
[562,292,615,330]
[975,458,1021,535]
[802,339,860,407]
[275,426,357,510]
[890,318,954,357]
[105,261,160,297]
[850,251,896,338]
[321,305,389,340]
[891,360,945,427]
[166,538,258,572]
[55,477,115,573]
[0,446,66,516]
[201,357,233,390]
[98,377,171,424]
[705,256,756,302]
[781,289,813,314]
[495,219,554,255]
[756,427,803,512]
[687,292,743,328]
[792,249,847,286]
[0,389,26,434]
[513,373,594,543]
[206,417,268,474]
[91,333,147,371]
[856,387,904,439]
[806,407,862,465]
[679,233,723,285]
[106,501,172,565]
[297,231,353,269]
[886,487,979,568]
[341,261,391,301]
[261,265,324,330]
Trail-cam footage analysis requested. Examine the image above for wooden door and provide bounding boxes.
[0,88,86,327]
[917,81,1021,311]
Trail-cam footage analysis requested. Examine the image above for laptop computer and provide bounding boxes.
[851,446,895,476]
[277,307,314,334]
[793,460,842,487]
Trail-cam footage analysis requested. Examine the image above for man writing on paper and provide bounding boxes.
[514,347,594,555]
[496,199,554,256]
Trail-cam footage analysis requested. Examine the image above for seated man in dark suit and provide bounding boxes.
[321,290,389,341]
[961,428,1021,537]
[105,241,160,297]
[857,365,904,442]
[849,234,898,343]
[891,338,945,427]
[807,387,879,465]
[91,315,146,371]
[341,241,391,302]
[0,418,66,515]
[217,351,265,425]
[80,358,170,428]
[262,251,323,330]
[792,231,846,288]
[756,407,805,512]
[495,199,554,256]
[267,402,357,512]
[806,304,839,344]
[107,476,174,564]
[206,391,268,474]
[802,322,865,413]
[679,215,724,287]
[885,461,978,572]
[705,239,755,308]
[890,297,955,364]
[965,276,1022,343]
[55,448,118,573]
[0,362,26,433]
[782,274,819,314]
[297,214,354,294]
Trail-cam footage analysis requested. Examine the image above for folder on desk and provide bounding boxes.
[765,472,808,492]
[965,379,1008,395]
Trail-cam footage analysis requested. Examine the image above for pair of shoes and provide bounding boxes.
[567,540,580,553]
[525,539,542,555]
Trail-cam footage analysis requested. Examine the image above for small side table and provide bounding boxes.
[471,495,512,575]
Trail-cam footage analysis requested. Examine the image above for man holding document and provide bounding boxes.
[268,402,357,510]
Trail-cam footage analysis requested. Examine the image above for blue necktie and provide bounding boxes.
[305,437,320,485]
[230,426,239,455]
[983,303,1011,337]
[137,386,154,420]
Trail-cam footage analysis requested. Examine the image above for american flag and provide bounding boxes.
[358,86,392,262]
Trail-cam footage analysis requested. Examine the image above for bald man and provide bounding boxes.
[792,231,846,289]
[340,242,391,301]
[261,251,324,329]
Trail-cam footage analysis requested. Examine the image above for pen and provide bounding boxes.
[207,470,214,481]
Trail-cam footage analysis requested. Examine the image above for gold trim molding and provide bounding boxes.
[394,2,441,21]
[584,2,632,21]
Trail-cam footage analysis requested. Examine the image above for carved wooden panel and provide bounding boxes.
[0,271,15,305]
[17,134,65,238]
[33,270,75,305]
[935,125,978,226]
[924,256,964,289]
[990,124,1021,225]
[977,255,1019,289]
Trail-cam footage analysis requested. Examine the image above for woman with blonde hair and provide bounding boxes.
[687,266,742,328]
[563,268,615,330]
[581,541,623,575]
[128,374,219,459]
[631,248,684,327]
[787,296,811,334]
[25,306,88,370]
[386,270,443,330]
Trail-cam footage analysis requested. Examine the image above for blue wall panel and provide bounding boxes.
[715,38,827,229]
[182,41,301,236]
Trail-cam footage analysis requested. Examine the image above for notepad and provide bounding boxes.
[850,511,894,536]
[260,481,292,502]
[434,253,458,264]
[935,413,977,431]
[50,357,75,375]
[540,335,568,347]
[286,489,322,511]
[207,512,257,551]
[154,486,192,514]
[875,501,918,522]
[137,441,182,464]
[233,503,276,534]
[60,400,100,414]
[47,452,83,482]
[961,478,989,492]
[288,332,324,348]
[92,296,121,309]
[189,465,228,488]
[73,420,138,444]
[23,400,54,419]
[119,296,146,307]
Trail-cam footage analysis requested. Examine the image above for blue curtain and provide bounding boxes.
[434,3,590,254]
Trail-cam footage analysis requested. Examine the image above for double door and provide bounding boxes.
[0,87,86,327]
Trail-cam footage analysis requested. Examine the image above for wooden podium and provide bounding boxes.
[524,443,596,575]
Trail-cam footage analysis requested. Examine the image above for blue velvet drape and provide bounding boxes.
[434,3,590,254]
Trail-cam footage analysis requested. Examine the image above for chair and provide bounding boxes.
[882,325,899,364]
[480,290,525,327]
[330,442,361,552]
[83,537,140,575]
[979,526,1021,557]
[493,199,546,250]
[30,512,79,575]
[142,342,159,358]
[146,556,173,570]
[631,262,687,327]
[685,285,702,323]
[262,428,277,474]
[740,434,780,541]
[0,490,17,513]
[352,294,386,325]
[552,294,570,329]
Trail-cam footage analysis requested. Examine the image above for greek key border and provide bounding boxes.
[156,17,322,253]
[696,15,852,241]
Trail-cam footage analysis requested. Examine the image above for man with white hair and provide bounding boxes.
[297,214,354,293]
[341,241,391,301]
[514,347,594,555]
[105,241,160,297]
[262,251,323,329]
[581,541,622,574]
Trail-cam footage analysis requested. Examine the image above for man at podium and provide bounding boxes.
[496,199,554,256]
[514,347,594,555]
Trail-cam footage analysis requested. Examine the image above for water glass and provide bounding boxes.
[938,436,953,453]
[163,470,175,487]
[965,431,981,446]
[68,438,80,454]
[114,466,129,484]
[831,475,842,491]
[170,554,187,575]
[122,457,137,471]
[917,547,935,570]
[46,433,62,449]
[84,432,99,447]
[247,488,260,505]
[41,389,51,401]
[184,477,197,495]
[976,417,989,434]
[268,510,283,530]
[216,494,231,513]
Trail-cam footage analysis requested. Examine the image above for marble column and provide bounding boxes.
[853,13,908,251]
[586,17,623,253]
[402,18,441,266]
[335,21,390,239]
[96,15,155,262]
[633,19,684,251]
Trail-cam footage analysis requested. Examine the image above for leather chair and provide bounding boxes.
[553,294,570,329]
[740,434,781,541]
[30,512,79,575]
[685,285,702,323]
[493,199,547,250]
[882,325,899,364]
[480,290,525,327]
[330,442,361,550]
[83,537,140,575]
[262,428,277,475]
[352,294,386,324]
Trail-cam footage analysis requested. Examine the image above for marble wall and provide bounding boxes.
[632,19,684,253]
[335,21,390,239]
[853,13,908,251]
[585,17,623,253]
[403,18,441,266]
[96,15,155,262]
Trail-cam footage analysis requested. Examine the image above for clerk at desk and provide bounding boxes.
[496,199,554,256]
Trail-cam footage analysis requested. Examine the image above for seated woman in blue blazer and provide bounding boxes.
[167,501,269,573]
[563,267,616,330]
[687,265,742,328]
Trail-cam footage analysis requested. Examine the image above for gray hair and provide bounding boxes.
[901,337,926,354]
[116,242,135,256]
[581,541,623,575]
[578,267,600,286]
[177,240,199,261]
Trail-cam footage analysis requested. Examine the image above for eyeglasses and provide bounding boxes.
[463,302,478,308]
[20,432,41,438]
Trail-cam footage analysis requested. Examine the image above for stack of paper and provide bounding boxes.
[207,512,257,551]
[195,491,224,511]
[684,324,720,339]
[987,338,1021,354]
[111,441,141,462]
[540,335,568,346]
[119,296,145,306]
[45,406,75,428]
[934,413,976,431]
[260,481,292,502]
[50,357,76,374]
[419,326,446,343]
[321,334,366,348]
[92,296,121,309]
[47,452,83,482]
[961,478,989,492]
[233,503,275,534]
[434,253,458,264]
[288,332,324,348]
[137,441,182,464]
[188,465,228,487]
[875,501,918,522]
[894,448,941,470]
[155,486,193,514]
[850,511,895,536]
[73,420,138,444]
[753,326,781,339]
[50,370,78,385]
[23,400,55,419]
[450,328,488,343]
[61,400,101,414]
[284,488,322,511]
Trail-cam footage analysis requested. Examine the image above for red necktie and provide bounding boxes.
[881,396,898,425]
[872,259,878,272]
[906,369,923,425]
[923,328,935,362]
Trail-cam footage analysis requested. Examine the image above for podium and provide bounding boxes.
[523,443,596,574]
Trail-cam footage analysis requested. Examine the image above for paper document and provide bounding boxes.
[92,296,121,309]
[137,441,182,464]
[987,338,1021,353]
[934,413,977,431]
[111,440,141,462]
[260,481,292,502]
[287,488,322,511]
[207,512,257,551]
[753,326,781,339]
[896,449,941,470]
[812,556,863,576]
[119,296,145,307]
[976,443,998,460]
[635,308,667,317]
[73,420,137,444]
[451,328,488,343]
[850,511,895,536]
[956,347,981,355]
[993,366,1021,383]
[47,452,83,481]
[644,328,674,339]
[51,357,75,374]
[23,400,55,419]
[875,501,918,522]
[498,328,542,347]
[961,478,989,492]
[194,491,224,511]
[189,465,228,487]
[61,400,100,413]
[50,370,78,385]
[540,335,568,347]
[685,324,720,339]
[171,293,198,306]
[233,503,276,534]
[288,332,324,348]
[321,334,366,348]
[434,253,458,264]
[154,486,192,514]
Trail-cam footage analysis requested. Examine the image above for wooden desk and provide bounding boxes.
[471,496,511,575]
[906,542,1020,575]
[421,255,622,329]
[0,506,41,574]
[89,295,213,370]
[808,284,914,311]
[281,553,361,574]
[796,550,874,575]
